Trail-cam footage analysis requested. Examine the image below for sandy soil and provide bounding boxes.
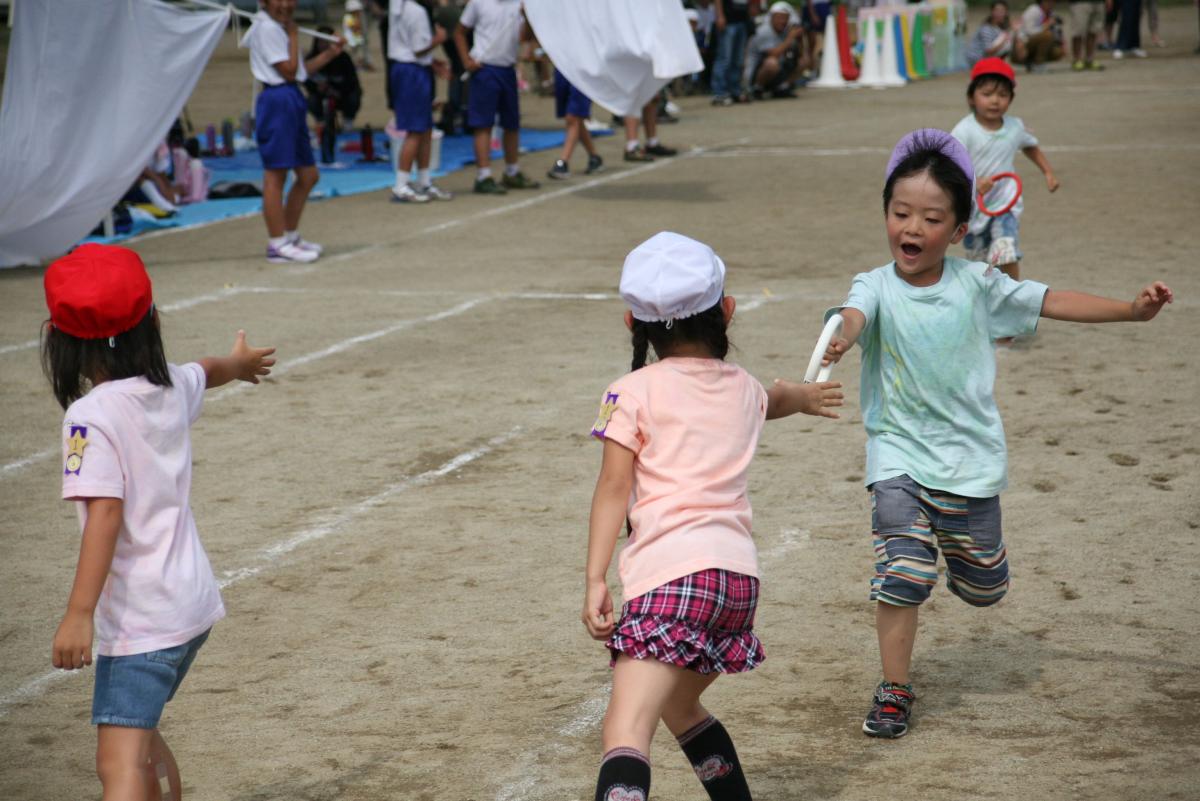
[2,7,1199,800]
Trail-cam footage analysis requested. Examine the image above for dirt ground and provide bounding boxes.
[2,7,1199,800]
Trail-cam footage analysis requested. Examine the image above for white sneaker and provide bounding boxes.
[266,241,318,264]
[1131,48,1148,58]
[420,183,454,201]
[287,234,323,255]
[390,183,430,203]
[1112,49,1124,59]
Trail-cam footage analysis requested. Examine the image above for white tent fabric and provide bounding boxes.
[523,0,703,117]
[0,0,228,268]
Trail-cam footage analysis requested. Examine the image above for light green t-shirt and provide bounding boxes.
[830,257,1048,498]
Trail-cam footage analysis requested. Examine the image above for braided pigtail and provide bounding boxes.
[630,319,651,371]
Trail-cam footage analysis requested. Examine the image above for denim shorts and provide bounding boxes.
[92,629,210,729]
[869,475,1009,608]
[963,211,1022,267]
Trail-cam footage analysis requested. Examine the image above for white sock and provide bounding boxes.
[269,235,287,248]
[504,163,520,177]
[418,169,432,187]
[477,166,492,180]
[625,141,639,153]
[648,137,660,147]
[285,230,298,243]
[139,180,178,212]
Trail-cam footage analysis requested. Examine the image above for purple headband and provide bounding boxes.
[885,128,975,191]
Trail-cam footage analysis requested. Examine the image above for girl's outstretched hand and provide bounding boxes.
[231,330,277,384]
[822,336,850,366]
[52,611,93,670]
[767,379,843,420]
[582,578,614,641]
[1132,282,1173,321]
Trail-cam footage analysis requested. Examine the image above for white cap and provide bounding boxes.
[684,9,700,22]
[768,1,796,17]
[619,232,726,325]
[345,0,363,11]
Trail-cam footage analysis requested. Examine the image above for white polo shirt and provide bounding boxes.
[459,0,522,67]
[388,0,435,65]
[61,363,225,657]
[241,10,307,85]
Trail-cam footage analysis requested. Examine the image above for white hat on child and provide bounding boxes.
[619,232,726,325]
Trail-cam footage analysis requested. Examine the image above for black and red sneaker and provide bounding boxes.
[862,681,915,738]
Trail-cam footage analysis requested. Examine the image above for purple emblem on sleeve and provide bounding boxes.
[591,392,620,439]
[64,425,88,476]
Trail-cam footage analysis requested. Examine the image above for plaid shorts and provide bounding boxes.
[607,569,764,675]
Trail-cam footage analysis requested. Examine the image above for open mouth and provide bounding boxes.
[901,243,922,258]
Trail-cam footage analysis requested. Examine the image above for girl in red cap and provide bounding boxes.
[41,243,275,800]
[950,57,1059,284]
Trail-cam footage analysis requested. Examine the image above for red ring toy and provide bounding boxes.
[977,171,1022,217]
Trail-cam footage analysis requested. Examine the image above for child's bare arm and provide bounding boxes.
[582,440,634,640]
[822,307,867,365]
[273,21,302,82]
[455,23,478,71]
[198,330,276,389]
[304,36,346,74]
[1022,145,1059,192]
[1041,282,1173,323]
[52,497,122,670]
[766,380,843,420]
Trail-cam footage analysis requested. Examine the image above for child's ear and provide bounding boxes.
[721,295,737,324]
[623,310,634,331]
[950,222,969,244]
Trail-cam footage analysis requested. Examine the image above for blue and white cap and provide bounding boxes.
[619,232,726,325]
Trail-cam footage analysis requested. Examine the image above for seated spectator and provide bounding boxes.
[966,1,1026,66]
[1019,0,1064,71]
[304,26,363,129]
[171,138,211,205]
[745,1,805,98]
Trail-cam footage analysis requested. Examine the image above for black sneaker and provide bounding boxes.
[862,681,914,738]
[585,154,604,174]
[502,171,541,189]
[645,143,677,157]
[473,176,508,195]
[547,159,570,180]
[624,148,654,162]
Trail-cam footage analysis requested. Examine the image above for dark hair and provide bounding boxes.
[184,136,201,159]
[629,300,730,371]
[41,309,172,409]
[882,136,973,226]
[967,73,1015,100]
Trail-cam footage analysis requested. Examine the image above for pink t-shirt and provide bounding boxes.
[61,362,225,657]
[590,358,767,600]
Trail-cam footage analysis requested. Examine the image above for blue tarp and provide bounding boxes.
[83,127,586,244]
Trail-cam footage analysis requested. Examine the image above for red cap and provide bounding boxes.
[44,244,154,339]
[970,57,1016,87]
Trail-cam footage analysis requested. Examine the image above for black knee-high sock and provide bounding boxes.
[594,747,651,801]
[676,716,752,801]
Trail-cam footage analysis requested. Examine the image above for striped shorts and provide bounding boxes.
[869,475,1009,607]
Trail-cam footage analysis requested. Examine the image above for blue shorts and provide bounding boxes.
[804,1,832,31]
[390,61,434,133]
[963,212,1022,267]
[869,475,1009,608]
[553,69,591,119]
[467,64,520,131]
[92,629,210,729]
[255,83,315,170]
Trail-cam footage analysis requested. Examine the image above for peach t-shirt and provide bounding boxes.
[591,357,767,600]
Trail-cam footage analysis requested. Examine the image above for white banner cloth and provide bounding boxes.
[523,0,703,117]
[0,0,228,268]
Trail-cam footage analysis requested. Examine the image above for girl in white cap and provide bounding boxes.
[583,232,843,801]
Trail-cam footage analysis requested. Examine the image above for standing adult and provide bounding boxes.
[711,0,759,106]
[1113,0,1146,57]
[1068,0,1107,69]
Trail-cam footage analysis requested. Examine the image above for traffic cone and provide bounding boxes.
[858,15,885,88]
[837,5,860,81]
[911,12,930,78]
[811,11,848,87]
[879,13,907,86]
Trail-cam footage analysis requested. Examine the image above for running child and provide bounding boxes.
[43,244,275,800]
[388,0,454,203]
[951,57,1059,282]
[584,232,843,800]
[454,0,541,194]
[546,68,603,180]
[821,130,1172,739]
[241,0,345,263]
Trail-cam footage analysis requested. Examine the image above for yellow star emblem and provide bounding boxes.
[67,430,88,458]
[592,393,619,435]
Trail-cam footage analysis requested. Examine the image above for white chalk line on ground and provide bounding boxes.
[699,142,1200,159]
[0,427,523,720]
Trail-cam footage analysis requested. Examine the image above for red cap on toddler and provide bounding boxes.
[970,57,1016,87]
[44,244,154,339]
